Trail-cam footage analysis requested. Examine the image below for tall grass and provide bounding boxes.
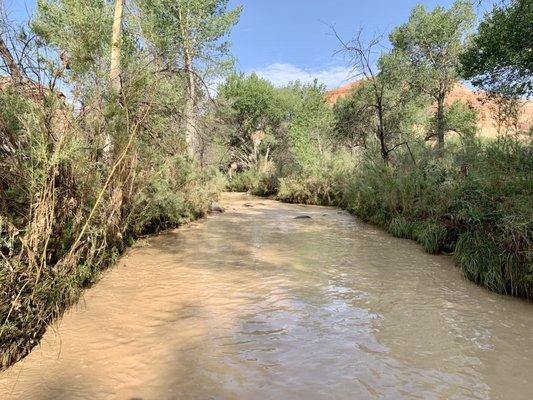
[0,79,223,370]
[240,137,533,299]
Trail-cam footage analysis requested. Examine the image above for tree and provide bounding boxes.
[444,100,477,138]
[334,30,390,161]
[282,80,334,167]
[109,0,124,92]
[461,0,532,97]
[216,72,287,168]
[0,2,25,83]
[483,93,523,136]
[333,83,374,151]
[136,0,242,159]
[334,30,427,162]
[389,0,475,148]
[32,0,113,78]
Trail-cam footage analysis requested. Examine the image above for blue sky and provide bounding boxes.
[5,0,493,89]
[226,0,459,88]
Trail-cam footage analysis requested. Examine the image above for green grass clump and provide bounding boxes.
[388,217,415,239]
[269,137,533,298]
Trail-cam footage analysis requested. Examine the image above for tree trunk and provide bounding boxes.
[435,93,446,149]
[110,0,124,92]
[177,2,197,159]
[183,51,197,158]
[376,100,389,162]
[378,127,389,162]
[0,34,23,83]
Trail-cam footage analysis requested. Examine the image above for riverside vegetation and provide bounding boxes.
[1,0,532,370]
[0,0,236,369]
[223,0,532,299]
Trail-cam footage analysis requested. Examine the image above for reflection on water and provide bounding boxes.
[1,193,532,399]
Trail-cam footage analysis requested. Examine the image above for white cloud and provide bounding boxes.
[250,63,354,89]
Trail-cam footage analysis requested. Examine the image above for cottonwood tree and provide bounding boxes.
[333,86,374,151]
[461,0,532,98]
[109,0,124,92]
[32,0,113,80]
[484,93,523,136]
[388,0,475,148]
[334,30,390,161]
[461,0,530,136]
[136,0,242,159]
[216,73,287,169]
[282,80,334,168]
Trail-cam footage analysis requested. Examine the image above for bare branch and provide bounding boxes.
[331,25,391,162]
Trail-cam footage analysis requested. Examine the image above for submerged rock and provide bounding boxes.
[294,215,312,220]
[209,202,225,213]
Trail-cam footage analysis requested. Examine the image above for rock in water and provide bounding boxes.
[294,215,312,219]
[210,202,225,213]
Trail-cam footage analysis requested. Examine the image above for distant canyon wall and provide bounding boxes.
[326,81,533,138]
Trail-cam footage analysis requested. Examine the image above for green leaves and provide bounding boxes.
[387,0,475,145]
[333,81,375,148]
[32,0,113,75]
[443,101,477,138]
[389,0,475,96]
[216,74,334,171]
[218,72,285,135]
[136,0,241,74]
[284,80,333,167]
[460,0,533,97]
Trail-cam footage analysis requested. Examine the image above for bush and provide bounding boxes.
[277,151,357,205]
[227,169,261,192]
[226,162,279,196]
[127,157,224,236]
[271,137,533,298]
[0,81,222,370]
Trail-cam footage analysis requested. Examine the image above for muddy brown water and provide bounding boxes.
[1,193,532,399]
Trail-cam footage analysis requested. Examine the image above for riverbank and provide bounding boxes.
[2,193,532,399]
[0,166,222,371]
[231,138,533,299]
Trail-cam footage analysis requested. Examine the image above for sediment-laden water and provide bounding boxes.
[1,193,532,399]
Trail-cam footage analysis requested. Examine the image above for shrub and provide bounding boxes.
[0,81,222,370]
[271,137,532,298]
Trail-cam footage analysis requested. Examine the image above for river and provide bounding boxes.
[1,193,532,399]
